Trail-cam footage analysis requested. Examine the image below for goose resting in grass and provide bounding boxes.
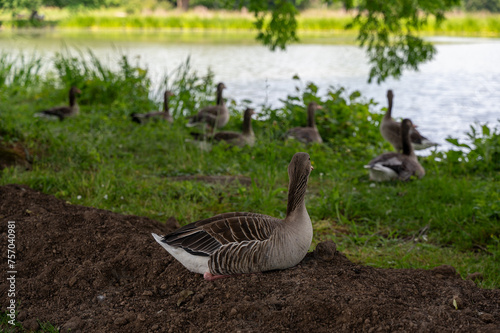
[381,90,438,151]
[187,82,229,130]
[190,108,255,148]
[366,118,425,181]
[286,102,323,144]
[152,152,314,281]
[35,86,81,121]
[131,90,174,124]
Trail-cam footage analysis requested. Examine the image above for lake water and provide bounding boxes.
[1,30,499,151]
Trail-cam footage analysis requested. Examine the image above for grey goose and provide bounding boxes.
[152,152,314,281]
[366,118,425,181]
[131,90,174,124]
[381,90,438,151]
[187,82,229,130]
[190,108,255,148]
[286,102,323,144]
[35,86,81,121]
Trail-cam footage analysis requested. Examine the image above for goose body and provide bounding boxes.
[187,82,229,130]
[131,90,174,124]
[35,86,81,121]
[286,102,323,144]
[381,90,438,151]
[367,118,425,181]
[153,152,314,280]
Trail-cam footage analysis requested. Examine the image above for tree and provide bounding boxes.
[246,0,461,83]
[177,0,189,11]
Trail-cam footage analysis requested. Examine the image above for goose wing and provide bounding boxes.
[369,153,418,181]
[214,131,241,142]
[161,212,281,257]
[287,127,321,143]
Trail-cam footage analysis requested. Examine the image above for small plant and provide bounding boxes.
[444,121,500,172]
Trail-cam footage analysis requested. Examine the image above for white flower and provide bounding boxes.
[104,194,108,200]
[77,195,82,200]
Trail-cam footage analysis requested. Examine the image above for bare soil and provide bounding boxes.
[1,184,499,332]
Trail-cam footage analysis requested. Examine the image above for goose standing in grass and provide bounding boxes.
[152,152,314,281]
[131,90,174,124]
[191,108,255,148]
[35,86,81,121]
[187,82,229,130]
[366,118,425,181]
[286,102,323,144]
[381,90,438,151]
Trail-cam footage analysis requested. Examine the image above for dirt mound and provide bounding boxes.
[1,184,499,332]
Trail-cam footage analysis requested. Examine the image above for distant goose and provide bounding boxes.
[152,152,314,281]
[131,90,174,124]
[35,86,81,121]
[366,118,425,181]
[286,102,323,144]
[187,82,229,130]
[191,108,255,148]
[381,90,438,151]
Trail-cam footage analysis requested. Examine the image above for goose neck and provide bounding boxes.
[69,91,77,107]
[286,173,308,217]
[385,96,393,119]
[163,94,170,114]
[307,106,316,128]
[216,88,224,106]
[242,113,253,135]
[402,123,414,156]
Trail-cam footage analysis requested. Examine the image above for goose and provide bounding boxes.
[381,90,438,151]
[152,152,314,281]
[365,118,425,181]
[286,102,323,144]
[131,90,174,124]
[187,82,229,130]
[191,108,255,148]
[35,86,81,121]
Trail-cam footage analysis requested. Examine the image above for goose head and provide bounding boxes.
[70,86,81,95]
[387,89,393,100]
[217,82,226,91]
[164,90,174,99]
[243,108,255,120]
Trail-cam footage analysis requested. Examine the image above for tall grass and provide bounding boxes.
[0,50,499,289]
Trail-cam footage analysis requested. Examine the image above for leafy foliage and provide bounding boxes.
[345,0,460,83]
[443,122,500,172]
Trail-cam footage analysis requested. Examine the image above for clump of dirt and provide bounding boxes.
[0,184,499,332]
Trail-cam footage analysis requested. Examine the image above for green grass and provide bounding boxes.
[0,50,499,297]
[0,8,499,37]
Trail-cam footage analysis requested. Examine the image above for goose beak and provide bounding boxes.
[310,166,314,171]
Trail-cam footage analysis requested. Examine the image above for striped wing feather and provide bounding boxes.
[163,212,281,257]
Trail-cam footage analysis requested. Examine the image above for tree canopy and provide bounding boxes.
[246,0,461,83]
